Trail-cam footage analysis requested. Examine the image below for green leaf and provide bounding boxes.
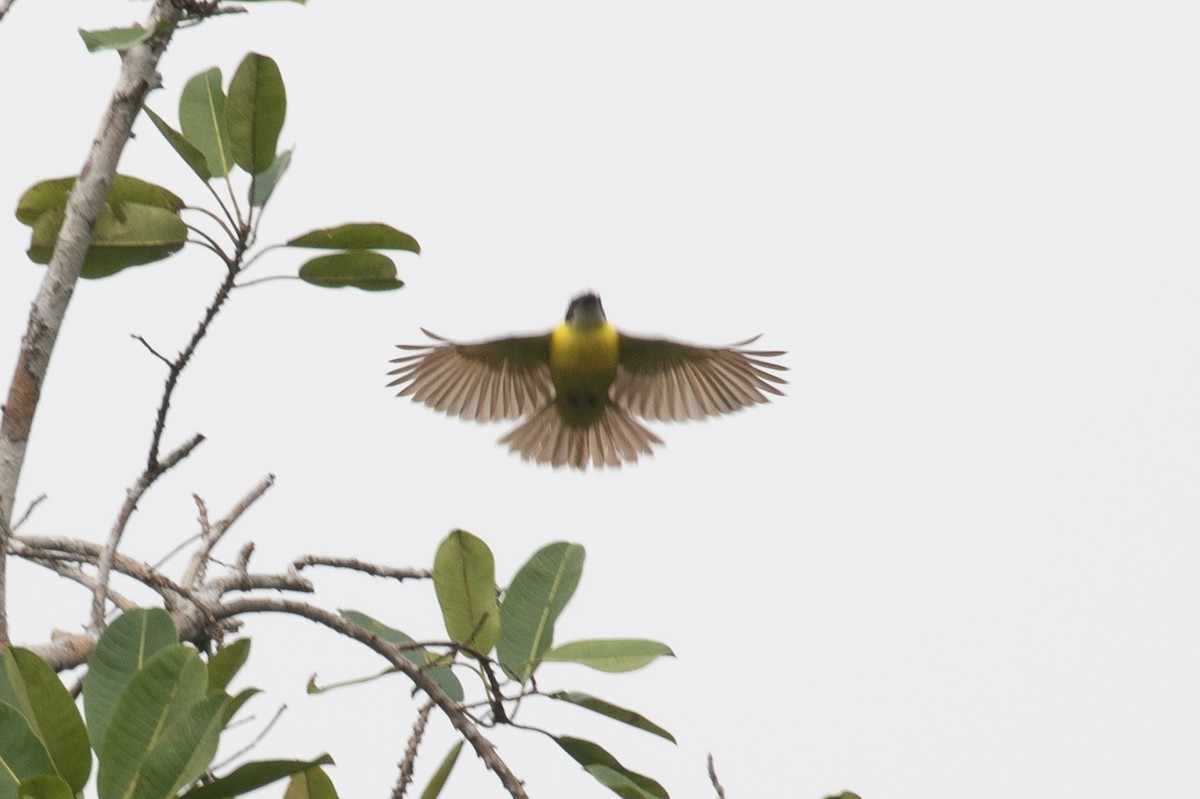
[298,251,403,291]
[282,767,338,799]
[96,645,216,799]
[83,608,179,756]
[28,203,187,278]
[79,26,153,53]
[419,741,463,799]
[338,610,463,701]
[287,223,420,253]
[227,53,287,175]
[555,737,668,799]
[181,757,334,799]
[0,703,56,799]
[0,649,91,790]
[251,149,291,207]
[16,175,184,226]
[541,640,674,673]
[180,68,234,178]
[432,530,500,654]
[17,774,74,799]
[143,107,212,182]
[549,692,675,743]
[498,542,585,683]
[206,639,250,693]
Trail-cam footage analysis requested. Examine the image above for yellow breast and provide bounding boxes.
[549,322,619,425]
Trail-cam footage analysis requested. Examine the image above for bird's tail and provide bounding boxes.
[499,404,663,469]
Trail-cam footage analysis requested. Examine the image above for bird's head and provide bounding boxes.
[565,292,607,329]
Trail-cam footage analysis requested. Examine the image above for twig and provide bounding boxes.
[131,335,173,367]
[212,703,288,770]
[91,433,205,632]
[292,555,430,582]
[208,597,530,799]
[0,0,18,23]
[392,700,434,799]
[182,475,274,589]
[21,556,137,612]
[0,0,187,649]
[708,754,726,799]
[12,493,46,531]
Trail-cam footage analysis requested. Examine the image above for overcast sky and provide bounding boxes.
[2,2,1199,798]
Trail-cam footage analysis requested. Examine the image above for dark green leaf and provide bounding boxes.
[144,106,212,181]
[432,531,500,654]
[83,608,178,756]
[338,610,464,701]
[549,692,675,743]
[206,639,251,694]
[0,649,91,790]
[498,542,585,683]
[181,756,334,799]
[227,53,287,175]
[287,223,420,253]
[180,68,234,178]
[298,251,403,291]
[541,640,674,673]
[282,767,338,799]
[15,174,184,226]
[419,741,463,799]
[17,774,74,799]
[78,26,153,52]
[0,703,56,798]
[555,736,668,799]
[251,149,291,207]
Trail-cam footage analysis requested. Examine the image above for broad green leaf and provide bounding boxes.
[498,542,585,683]
[419,741,463,799]
[180,68,233,178]
[251,149,291,207]
[79,26,153,53]
[28,203,187,278]
[0,649,91,790]
[298,251,403,291]
[227,53,286,175]
[282,767,338,799]
[0,703,56,799]
[287,223,420,253]
[83,608,178,756]
[432,530,500,654]
[555,737,668,799]
[17,774,74,799]
[541,639,674,673]
[16,175,184,226]
[97,645,217,799]
[181,757,334,799]
[143,107,212,181]
[206,639,250,693]
[549,692,675,743]
[338,610,463,701]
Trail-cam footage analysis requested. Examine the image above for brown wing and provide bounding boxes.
[612,334,787,421]
[387,329,554,421]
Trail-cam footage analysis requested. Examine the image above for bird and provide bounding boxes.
[387,292,787,469]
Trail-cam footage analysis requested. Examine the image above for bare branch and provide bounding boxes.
[392,700,434,799]
[708,754,727,799]
[206,597,530,799]
[213,703,289,770]
[12,493,46,531]
[15,535,194,608]
[131,335,173,368]
[92,433,205,632]
[292,555,430,582]
[182,475,274,589]
[0,0,187,648]
[0,0,17,23]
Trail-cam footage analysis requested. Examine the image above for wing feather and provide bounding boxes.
[388,330,553,422]
[614,334,787,422]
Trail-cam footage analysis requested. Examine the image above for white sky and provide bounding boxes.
[2,2,1199,798]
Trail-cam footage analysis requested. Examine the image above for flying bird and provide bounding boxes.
[387,293,786,469]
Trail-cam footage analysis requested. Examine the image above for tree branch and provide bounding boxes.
[0,0,187,647]
[292,555,430,583]
[392,699,433,799]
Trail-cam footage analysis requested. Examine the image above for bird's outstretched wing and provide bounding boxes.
[388,329,554,421]
[613,334,787,421]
